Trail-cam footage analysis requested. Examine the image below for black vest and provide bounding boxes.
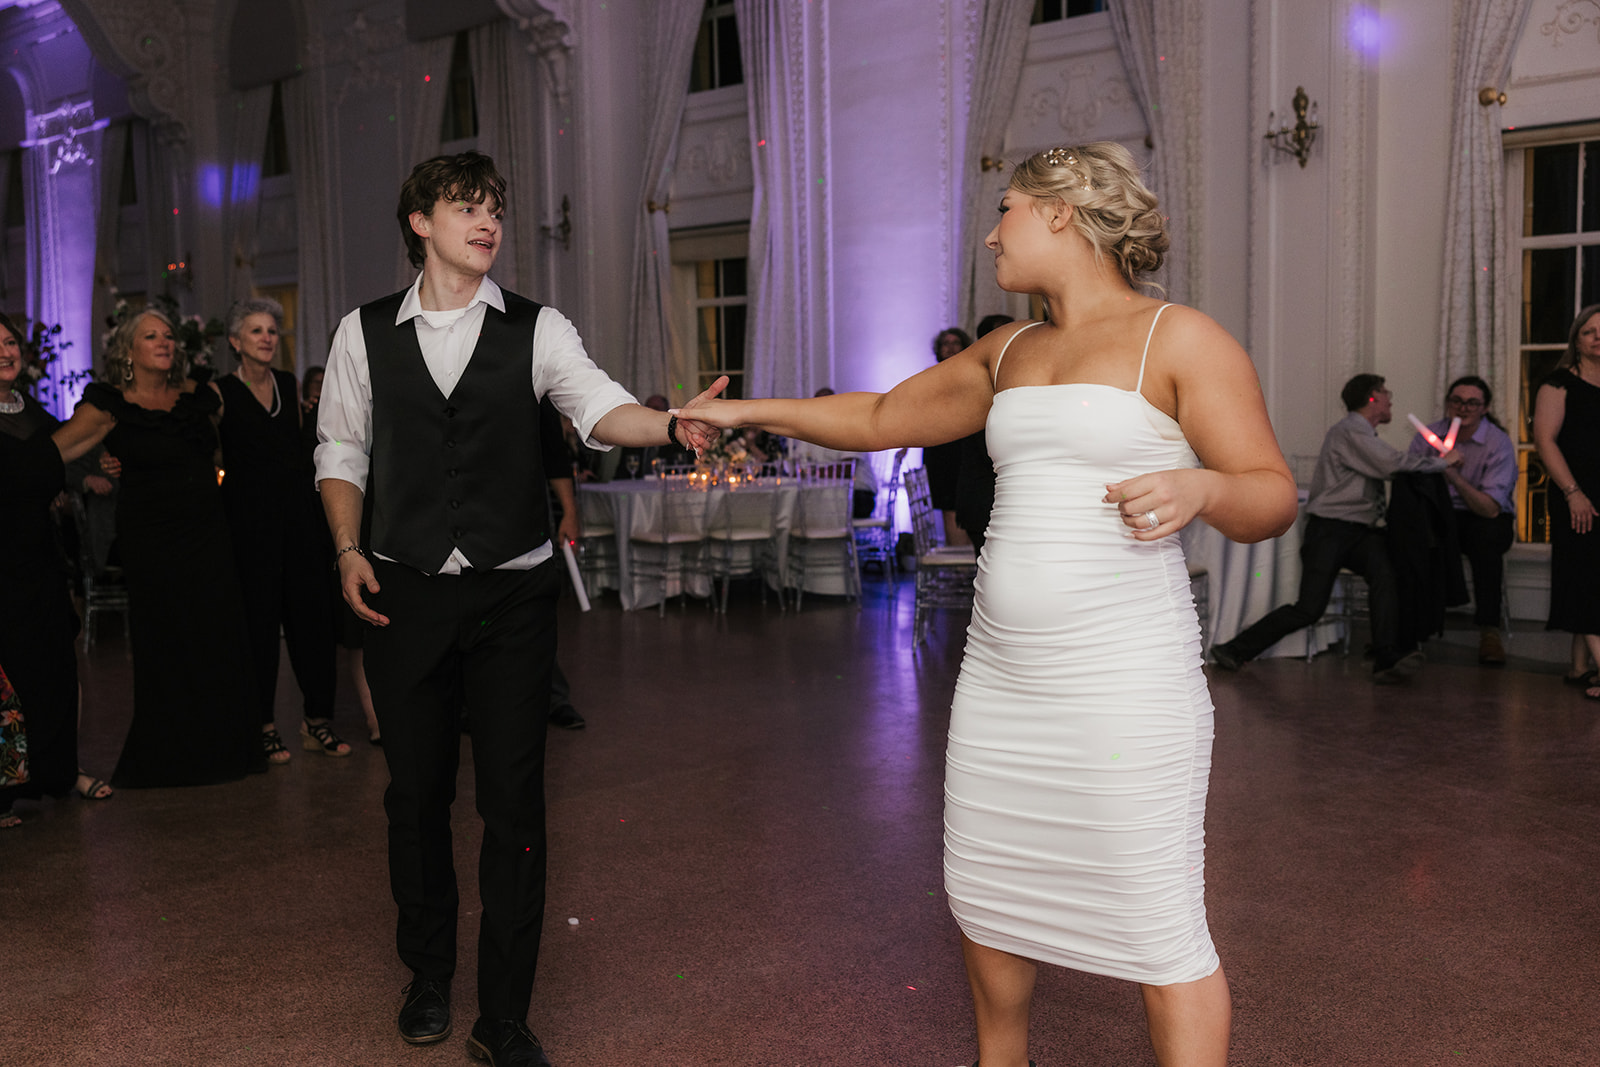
[361,288,547,572]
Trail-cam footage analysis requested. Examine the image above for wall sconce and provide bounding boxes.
[980,156,1007,173]
[1264,86,1319,168]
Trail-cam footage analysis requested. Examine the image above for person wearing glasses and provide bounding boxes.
[1407,375,1517,664]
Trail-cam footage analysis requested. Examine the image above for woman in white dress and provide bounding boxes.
[688,143,1295,1066]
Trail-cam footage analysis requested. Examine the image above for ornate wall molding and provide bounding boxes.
[496,0,574,105]
[24,99,108,174]
[323,9,407,108]
[1539,0,1600,45]
[60,0,197,141]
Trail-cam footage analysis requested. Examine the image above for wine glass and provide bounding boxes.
[625,454,640,479]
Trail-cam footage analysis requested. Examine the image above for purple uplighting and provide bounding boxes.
[1348,6,1383,59]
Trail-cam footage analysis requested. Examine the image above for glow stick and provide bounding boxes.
[1407,413,1448,455]
[561,539,591,612]
[1440,415,1461,453]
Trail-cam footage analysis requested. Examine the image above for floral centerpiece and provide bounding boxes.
[10,316,90,410]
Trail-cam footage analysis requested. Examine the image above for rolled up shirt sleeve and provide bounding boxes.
[314,311,373,492]
[530,307,637,449]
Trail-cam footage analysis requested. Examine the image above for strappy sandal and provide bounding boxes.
[262,726,291,764]
[301,719,352,757]
[1563,669,1597,687]
[74,772,113,800]
[1,807,19,829]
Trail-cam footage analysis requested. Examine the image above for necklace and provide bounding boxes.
[0,392,24,415]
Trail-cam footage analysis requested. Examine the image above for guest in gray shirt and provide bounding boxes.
[1211,373,1457,682]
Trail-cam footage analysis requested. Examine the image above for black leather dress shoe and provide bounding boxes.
[548,704,586,730]
[397,976,451,1044]
[467,1018,553,1066]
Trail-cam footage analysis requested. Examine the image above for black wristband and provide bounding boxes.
[666,414,680,448]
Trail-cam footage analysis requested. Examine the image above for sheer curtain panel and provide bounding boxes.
[1436,0,1532,391]
[959,0,1035,332]
[624,0,705,397]
[736,0,831,401]
[1108,0,1202,307]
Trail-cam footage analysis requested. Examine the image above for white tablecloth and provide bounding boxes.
[579,478,855,610]
[1180,502,1344,659]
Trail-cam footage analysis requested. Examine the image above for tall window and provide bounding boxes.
[1513,133,1600,543]
[689,1,741,92]
[262,81,290,178]
[1031,0,1106,23]
[440,30,478,144]
[694,257,747,399]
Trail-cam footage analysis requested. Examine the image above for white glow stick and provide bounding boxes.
[1440,415,1461,453]
[1407,413,1448,455]
[560,539,591,612]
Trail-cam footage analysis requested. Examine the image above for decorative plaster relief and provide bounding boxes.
[27,99,105,173]
[1020,62,1138,144]
[1539,0,1600,46]
[328,9,407,104]
[676,121,753,193]
[65,0,194,139]
[496,0,573,104]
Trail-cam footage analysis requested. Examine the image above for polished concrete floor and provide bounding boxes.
[4,580,1599,1067]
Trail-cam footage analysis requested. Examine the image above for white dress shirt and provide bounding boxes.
[315,274,636,573]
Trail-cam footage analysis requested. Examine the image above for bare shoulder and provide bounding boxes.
[1150,304,1249,368]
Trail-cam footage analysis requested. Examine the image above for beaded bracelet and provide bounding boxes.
[666,414,680,447]
[335,544,366,563]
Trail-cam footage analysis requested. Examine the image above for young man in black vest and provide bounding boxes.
[315,152,721,1066]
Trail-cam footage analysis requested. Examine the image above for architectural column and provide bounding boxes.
[22,100,105,417]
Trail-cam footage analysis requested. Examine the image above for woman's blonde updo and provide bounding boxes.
[1008,141,1168,286]
[104,307,186,390]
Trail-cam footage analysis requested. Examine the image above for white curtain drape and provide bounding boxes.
[471,18,544,295]
[1108,0,1202,307]
[90,121,128,374]
[624,0,703,397]
[283,74,340,370]
[223,84,274,306]
[959,0,1036,332]
[736,0,829,401]
[395,35,456,290]
[1436,0,1532,392]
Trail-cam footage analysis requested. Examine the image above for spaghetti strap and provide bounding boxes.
[1134,304,1174,395]
[992,321,1045,388]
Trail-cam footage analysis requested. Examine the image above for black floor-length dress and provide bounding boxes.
[80,382,264,787]
[0,396,80,800]
[1545,369,1600,636]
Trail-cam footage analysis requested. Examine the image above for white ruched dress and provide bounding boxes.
[943,309,1220,986]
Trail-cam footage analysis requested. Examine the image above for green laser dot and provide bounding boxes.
[1111,753,1121,760]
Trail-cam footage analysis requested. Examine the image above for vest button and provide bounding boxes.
[448,469,459,478]
[446,439,457,449]
[450,499,461,509]
[452,528,463,540]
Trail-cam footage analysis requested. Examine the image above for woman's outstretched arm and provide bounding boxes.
[679,335,1001,453]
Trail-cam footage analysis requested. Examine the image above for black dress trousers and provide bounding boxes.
[363,556,559,1021]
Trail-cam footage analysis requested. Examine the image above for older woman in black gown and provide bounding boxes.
[52,308,263,787]
[217,298,346,761]
[0,312,111,823]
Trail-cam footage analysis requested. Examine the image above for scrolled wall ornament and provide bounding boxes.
[1539,0,1600,46]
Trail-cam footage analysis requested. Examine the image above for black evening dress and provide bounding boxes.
[80,381,264,787]
[1546,369,1600,635]
[0,395,80,800]
[216,370,336,726]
